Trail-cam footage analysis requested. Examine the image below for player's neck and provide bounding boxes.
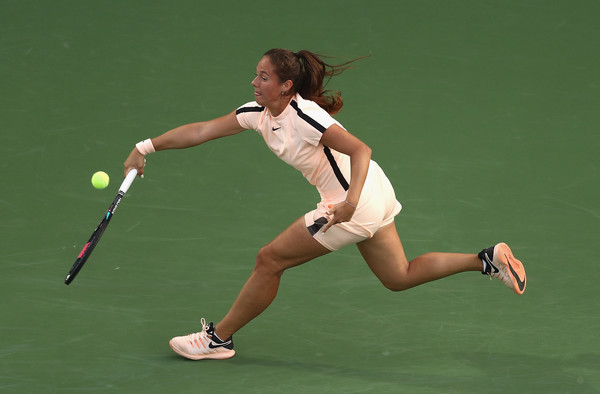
[268,96,292,118]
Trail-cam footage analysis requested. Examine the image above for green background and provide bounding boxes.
[2,0,598,392]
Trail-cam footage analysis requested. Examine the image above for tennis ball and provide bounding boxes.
[91,171,110,189]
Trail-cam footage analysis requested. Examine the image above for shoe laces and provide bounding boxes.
[487,264,513,288]
[186,318,210,342]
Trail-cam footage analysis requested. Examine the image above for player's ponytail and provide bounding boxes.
[264,48,367,115]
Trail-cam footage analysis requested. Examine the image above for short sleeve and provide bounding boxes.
[235,101,265,130]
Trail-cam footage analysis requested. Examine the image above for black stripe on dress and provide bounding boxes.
[290,100,326,133]
[236,106,265,115]
[290,99,350,191]
[323,146,350,191]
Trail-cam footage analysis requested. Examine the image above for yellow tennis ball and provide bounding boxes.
[91,171,110,189]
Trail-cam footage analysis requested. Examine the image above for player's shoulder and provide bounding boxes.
[292,94,326,115]
[289,94,340,133]
[236,101,265,115]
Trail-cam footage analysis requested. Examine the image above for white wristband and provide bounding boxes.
[135,139,155,156]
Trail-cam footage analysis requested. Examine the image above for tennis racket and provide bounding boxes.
[64,169,138,285]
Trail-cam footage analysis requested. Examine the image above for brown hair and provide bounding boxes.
[263,48,367,115]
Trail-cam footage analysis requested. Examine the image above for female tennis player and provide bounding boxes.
[124,48,526,360]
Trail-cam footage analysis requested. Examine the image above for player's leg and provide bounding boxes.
[214,216,331,339]
[170,216,330,360]
[356,220,482,291]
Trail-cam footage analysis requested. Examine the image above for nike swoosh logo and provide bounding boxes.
[272,127,281,131]
[485,255,499,274]
[208,340,232,349]
[506,254,526,292]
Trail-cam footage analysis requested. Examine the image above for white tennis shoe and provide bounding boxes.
[479,242,526,295]
[169,318,235,360]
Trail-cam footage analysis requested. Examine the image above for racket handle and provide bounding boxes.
[120,169,138,194]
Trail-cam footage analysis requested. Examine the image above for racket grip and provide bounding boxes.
[120,169,138,194]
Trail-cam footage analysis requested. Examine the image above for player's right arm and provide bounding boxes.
[124,111,245,177]
[152,110,245,150]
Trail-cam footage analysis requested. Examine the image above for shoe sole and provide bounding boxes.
[169,340,236,360]
[494,243,526,295]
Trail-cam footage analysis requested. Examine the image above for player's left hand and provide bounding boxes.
[322,201,356,233]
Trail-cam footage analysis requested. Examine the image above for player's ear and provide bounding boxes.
[282,80,293,94]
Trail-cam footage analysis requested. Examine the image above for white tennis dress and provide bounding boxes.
[236,93,401,250]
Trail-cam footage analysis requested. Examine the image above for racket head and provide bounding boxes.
[64,220,109,284]
[64,169,137,285]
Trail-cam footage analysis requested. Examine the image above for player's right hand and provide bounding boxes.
[124,148,146,178]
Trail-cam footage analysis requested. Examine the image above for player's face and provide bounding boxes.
[252,56,287,107]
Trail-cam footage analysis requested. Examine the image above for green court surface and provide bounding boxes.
[2,1,599,393]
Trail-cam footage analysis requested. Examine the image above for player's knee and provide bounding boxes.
[254,245,285,277]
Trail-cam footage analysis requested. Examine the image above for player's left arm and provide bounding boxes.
[319,124,372,232]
